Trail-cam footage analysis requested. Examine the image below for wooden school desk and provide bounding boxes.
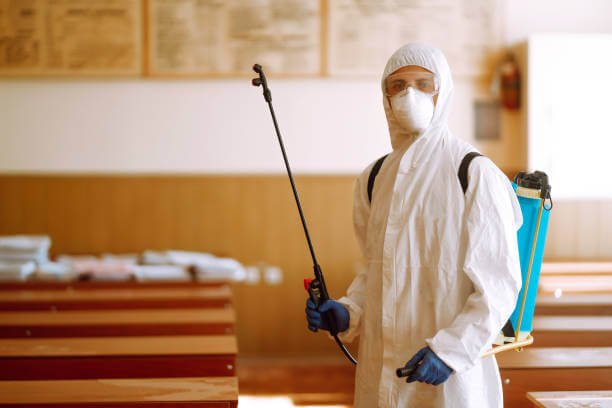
[0,280,229,291]
[0,335,237,380]
[535,293,612,316]
[539,274,612,294]
[527,390,612,408]
[497,347,612,408]
[541,261,612,275]
[532,315,612,347]
[0,377,238,407]
[0,308,236,338]
[0,287,232,311]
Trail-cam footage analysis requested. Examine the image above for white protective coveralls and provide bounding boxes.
[337,43,523,407]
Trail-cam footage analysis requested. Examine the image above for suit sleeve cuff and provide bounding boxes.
[330,296,362,343]
[426,333,477,374]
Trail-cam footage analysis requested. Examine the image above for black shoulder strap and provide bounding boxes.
[367,154,389,204]
[368,151,480,203]
[458,152,483,194]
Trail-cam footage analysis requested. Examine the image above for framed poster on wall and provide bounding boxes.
[145,0,322,77]
[0,0,143,77]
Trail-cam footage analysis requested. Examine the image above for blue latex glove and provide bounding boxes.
[305,299,350,334]
[403,346,453,385]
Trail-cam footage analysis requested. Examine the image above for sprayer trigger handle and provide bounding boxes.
[307,281,321,308]
[303,278,313,291]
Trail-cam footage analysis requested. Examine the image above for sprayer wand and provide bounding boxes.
[251,64,356,365]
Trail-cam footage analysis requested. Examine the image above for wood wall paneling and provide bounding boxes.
[0,175,362,355]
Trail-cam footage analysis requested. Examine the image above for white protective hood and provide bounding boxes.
[382,43,454,151]
[337,43,523,407]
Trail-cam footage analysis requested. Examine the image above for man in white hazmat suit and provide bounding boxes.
[305,43,523,407]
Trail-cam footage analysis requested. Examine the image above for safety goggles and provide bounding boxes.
[384,72,439,97]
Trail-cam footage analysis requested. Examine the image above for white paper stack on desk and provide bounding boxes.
[56,255,137,281]
[30,261,73,281]
[0,235,50,264]
[55,254,192,282]
[142,250,246,281]
[0,261,36,281]
[131,265,191,281]
[1,243,247,282]
[0,236,52,281]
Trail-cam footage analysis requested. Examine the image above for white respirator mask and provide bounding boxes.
[389,87,435,136]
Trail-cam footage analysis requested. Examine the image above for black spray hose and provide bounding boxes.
[334,334,358,365]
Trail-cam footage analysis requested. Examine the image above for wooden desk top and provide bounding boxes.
[497,347,612,369]
[537,293,612,305]
[533,316,612,331]
[539,275,612,293]
[0,308,236,325]
[0,335,237,357]
[527,391,612,408]
[0,281,229,291]
[0,377,238,404]
[542,262,612,275]
[0,286,232,302]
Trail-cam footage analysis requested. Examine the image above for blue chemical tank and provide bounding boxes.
[495,171,552,345]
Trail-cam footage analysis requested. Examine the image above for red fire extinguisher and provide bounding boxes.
[500,53,520,110]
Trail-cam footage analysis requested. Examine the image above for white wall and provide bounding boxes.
[2,0,612,174]
[528,34,612,199]
[502,0,612,45]
[0,79,391,174]
[0,77,479,174]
